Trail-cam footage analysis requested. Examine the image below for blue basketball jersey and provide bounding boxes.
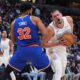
[13,16,41,46]
[9,16,50,71]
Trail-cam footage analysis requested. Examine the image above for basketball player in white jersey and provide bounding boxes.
[0,30,14,66]
[0,30,16,80]
[42,9,74,80]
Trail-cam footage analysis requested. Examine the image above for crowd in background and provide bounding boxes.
[0,0,80,78]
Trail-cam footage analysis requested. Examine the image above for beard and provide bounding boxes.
[56,19,63,24]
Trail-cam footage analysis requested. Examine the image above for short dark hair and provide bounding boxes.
[51,9,61,13]
[20,2,32,13]
[1,29,7,33]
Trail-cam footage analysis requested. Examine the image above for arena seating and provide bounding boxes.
[62,73,80,80]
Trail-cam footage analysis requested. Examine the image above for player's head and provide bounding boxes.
[51,9,63,23]
[1,29,7,38]
[20,2,33,15]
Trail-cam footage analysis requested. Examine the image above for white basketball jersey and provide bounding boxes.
[48,17,72,55]
[1,38,10,57]
[0,38,10,66]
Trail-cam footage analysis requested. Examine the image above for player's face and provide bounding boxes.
[51,10,63,23]
[1,31,7,38]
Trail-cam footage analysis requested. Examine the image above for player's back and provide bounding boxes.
[13,15,41,46]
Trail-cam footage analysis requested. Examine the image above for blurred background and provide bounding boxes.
[0,0,80,80]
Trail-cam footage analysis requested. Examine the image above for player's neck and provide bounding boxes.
[55,19,64,28]
[20,11,31,18]
[57,18,63,24]
[19,13,28,18]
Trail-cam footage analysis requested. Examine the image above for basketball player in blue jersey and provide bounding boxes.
[0,2,53,80]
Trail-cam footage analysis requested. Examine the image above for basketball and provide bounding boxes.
[60,33,76,46]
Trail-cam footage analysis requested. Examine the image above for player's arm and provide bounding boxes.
[66,16,77,40]
[66,16,74,33]
[31,16,49,44]
[32,16,48,36]
[31,16,61,47]
[10,21,16,44]
[42,26,60,48]
[9,40,14,54]
[60,16,77,46]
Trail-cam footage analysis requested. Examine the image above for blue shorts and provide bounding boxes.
[9,46,50,72]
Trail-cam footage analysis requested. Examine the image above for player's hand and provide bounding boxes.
[59,37,70,46]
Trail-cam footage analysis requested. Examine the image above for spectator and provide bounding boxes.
[76,62,80,73]
[0,30,14,66]
[70,61,79,74]
[34,7,41,18]
[65,61,72,74]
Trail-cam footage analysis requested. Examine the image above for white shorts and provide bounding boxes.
[46,48,67,77]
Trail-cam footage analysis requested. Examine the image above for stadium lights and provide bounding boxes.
[32,0,36,3]
[21,0,32,1]
[21,0,32,2]
[21,0,36,3]
[21,0,27,1]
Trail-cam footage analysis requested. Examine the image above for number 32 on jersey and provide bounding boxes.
[17,27,31,40]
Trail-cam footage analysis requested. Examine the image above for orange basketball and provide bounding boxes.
[60,33,76,46]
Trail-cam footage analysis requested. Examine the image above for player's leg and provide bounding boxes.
[46,48,62,80]
[31,46,54,80]
[8,52,27,80]
[60,52,67,77]
[0,49,26,80]
[51,57,62,80]
[47,52,62,80]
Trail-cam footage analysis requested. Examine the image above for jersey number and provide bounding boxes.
[17,27,31,40]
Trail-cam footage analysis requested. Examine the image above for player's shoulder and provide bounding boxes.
[49,21,53,25]
[47,21,54,32]
[66,16,72,18]
[65,16,73,21]
[47,23,54,36]
[48,21,54,28]
[31,16,41,21]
